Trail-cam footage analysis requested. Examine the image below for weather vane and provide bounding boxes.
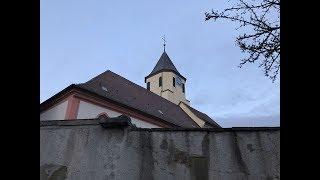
[162,35,166,52]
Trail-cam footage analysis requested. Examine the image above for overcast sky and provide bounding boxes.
[40,0,280,127]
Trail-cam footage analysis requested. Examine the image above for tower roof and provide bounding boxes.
[145,51,186,81]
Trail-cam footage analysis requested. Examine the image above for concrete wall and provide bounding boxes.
[40,100,68,121]
[77,100,160,128]
[146,72,189,105]
[40,120,280,180]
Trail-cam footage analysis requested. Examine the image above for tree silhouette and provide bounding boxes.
[205,0,280,82]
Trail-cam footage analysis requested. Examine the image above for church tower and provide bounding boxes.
[145,50,190,105]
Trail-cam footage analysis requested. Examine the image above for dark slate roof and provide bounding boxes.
[77,70,200,128]
[183,103,222,128]
[145,51,186,81]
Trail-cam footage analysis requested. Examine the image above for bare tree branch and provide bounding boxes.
[205,0,280,82]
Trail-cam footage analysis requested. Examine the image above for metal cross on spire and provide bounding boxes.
[162,35,166,52]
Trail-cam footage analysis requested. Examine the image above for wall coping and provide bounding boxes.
[40,119,280,132]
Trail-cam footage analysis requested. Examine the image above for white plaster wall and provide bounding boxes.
[40,100,68,121]
[77,100,122,119]
[77,100,160,128]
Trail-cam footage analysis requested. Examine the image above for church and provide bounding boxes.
[40,49,221,128]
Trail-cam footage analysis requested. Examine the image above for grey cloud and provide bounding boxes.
[213,114,280,128]
[192,95,211,106]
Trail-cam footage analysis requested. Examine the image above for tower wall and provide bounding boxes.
[146,71,188,105]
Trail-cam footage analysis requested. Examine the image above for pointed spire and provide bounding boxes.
[145,50,186,81]
[150,51,178,75]
[145,36,187,81]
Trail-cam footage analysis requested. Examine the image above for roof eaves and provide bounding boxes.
[145,70,187,82]
[40,84,77,112]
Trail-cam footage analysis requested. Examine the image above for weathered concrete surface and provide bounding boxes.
[40,120,280,180]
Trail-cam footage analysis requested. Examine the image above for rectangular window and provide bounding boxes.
[159,77,162,87]
[182,84,185,93]
[147,82,150,90]
[173,77,175,87]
